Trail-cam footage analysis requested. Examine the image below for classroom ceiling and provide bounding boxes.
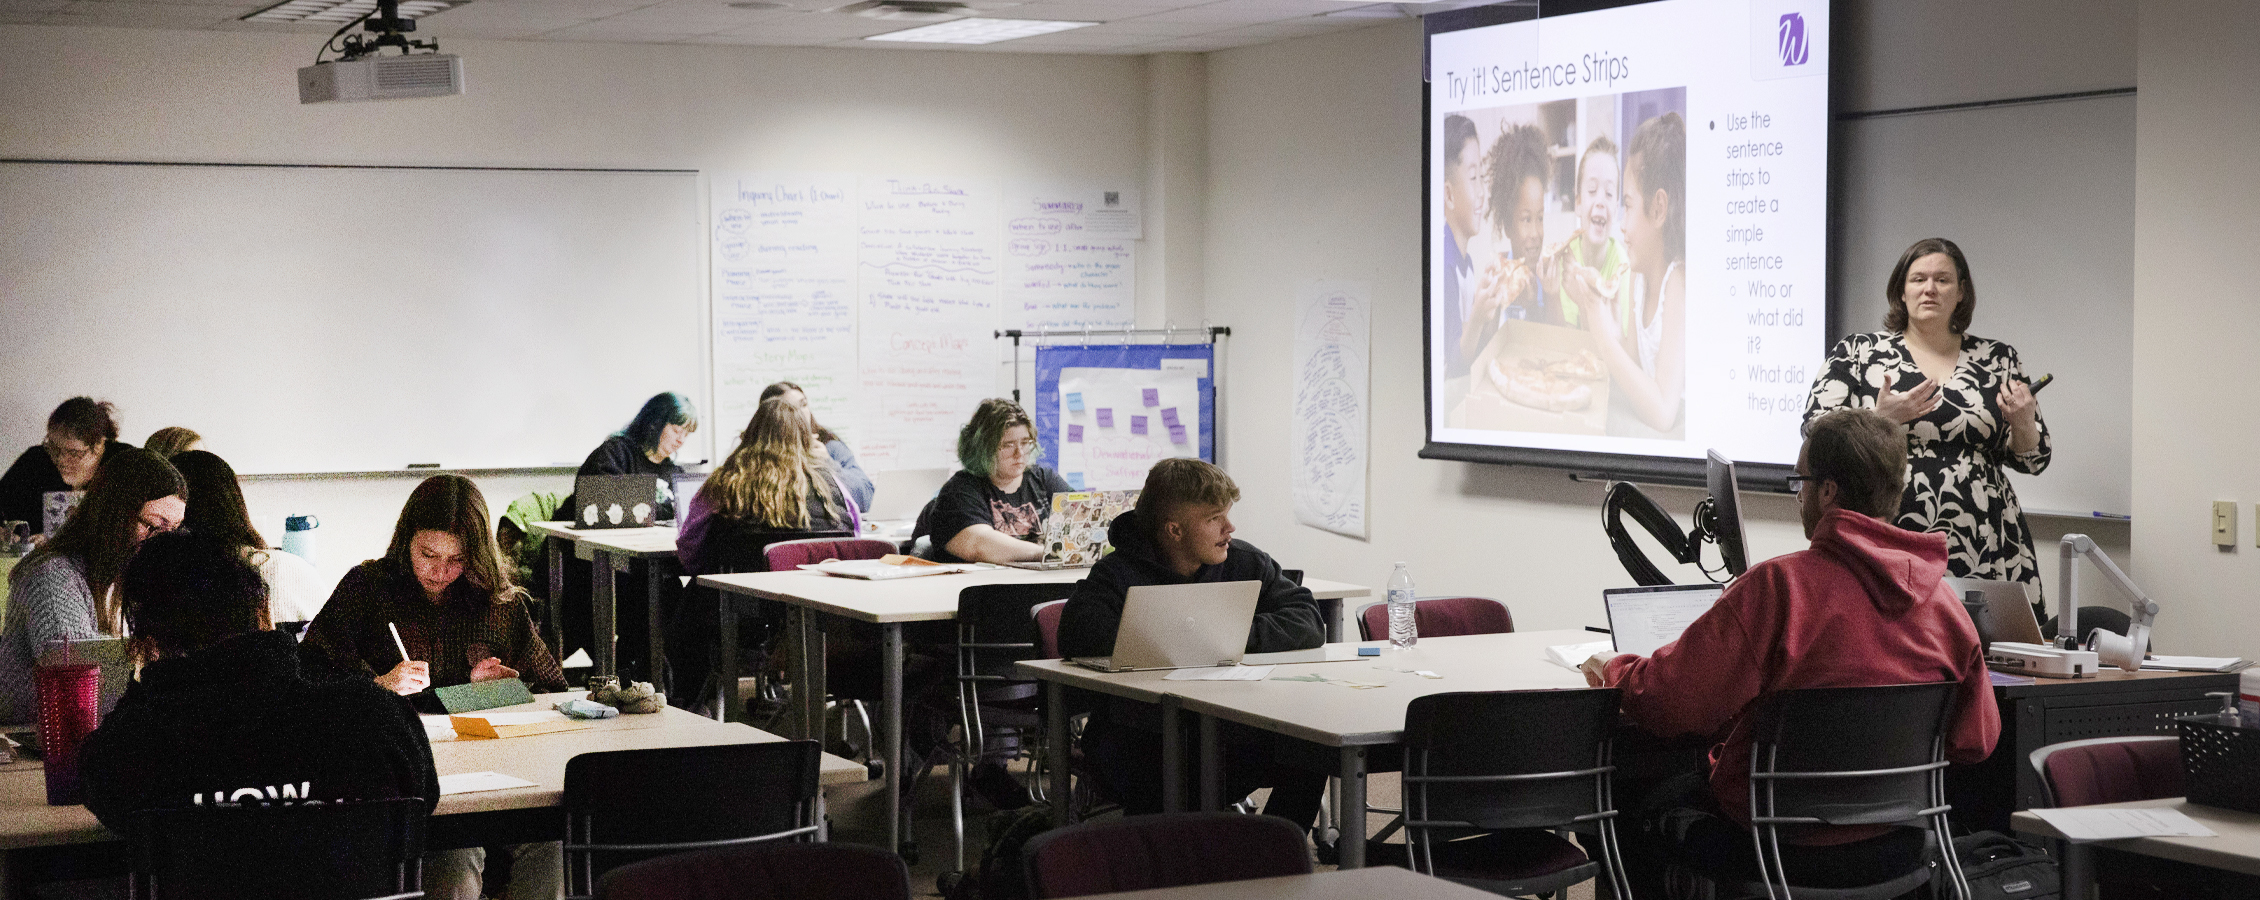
[1,0,1514,53]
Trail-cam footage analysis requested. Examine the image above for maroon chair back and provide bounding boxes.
[1357,596,1514,642]
[1031,600,1068,660]
[595,842,910,900]
[1021,812,1311,899]
[763,537,897,572]
[2033,736,2184,808]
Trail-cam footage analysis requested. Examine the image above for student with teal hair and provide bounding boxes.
[579,392,699,503]
[926,399,1070,564]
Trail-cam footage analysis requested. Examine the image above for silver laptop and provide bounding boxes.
[1602,584,1724,657]
[1071,581,1263,672]
[1945,577,2047,645]
[664,471,707,523]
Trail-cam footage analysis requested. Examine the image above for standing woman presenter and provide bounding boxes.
[1804,237,2050,610]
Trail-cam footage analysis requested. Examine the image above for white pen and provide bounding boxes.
[387,622,412,662]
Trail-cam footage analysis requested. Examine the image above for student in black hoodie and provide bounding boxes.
[80,530,439,840]
[1059,458,1329,830]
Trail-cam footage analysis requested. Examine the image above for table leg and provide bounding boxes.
[544,535,566,653]
[717,590,738,723]
[1321,596,1343,643]
[1197,715,1221,813]
[1161,697,1183,814]
[882,622,906,857]
[1046,681,1071,827]
[590,550,618,679]
[1339,747,1368,869]
[2060,840,2093,900]
[644,560,669,691]
[790,607,825,742]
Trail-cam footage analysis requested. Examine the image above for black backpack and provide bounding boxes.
[1953,831,2059,900]
[941,803,1058,900]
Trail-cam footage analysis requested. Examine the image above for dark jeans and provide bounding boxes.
[1619,771,1926,896]
[1080,710,1327,831]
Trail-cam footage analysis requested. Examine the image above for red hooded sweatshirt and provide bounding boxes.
[1603,508,2000,843]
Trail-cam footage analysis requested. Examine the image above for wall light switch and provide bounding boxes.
[2214,500,2238,547]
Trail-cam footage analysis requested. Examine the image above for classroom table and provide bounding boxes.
[1068,865,1505,899]
[1018,628,1590,869]
[1952,667,2237,832]
[525,522,680,681]
[697,565,1371,860]
[2012,797,2260,899]
[0,692,863,895]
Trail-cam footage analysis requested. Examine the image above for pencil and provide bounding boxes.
[388,622,411,662]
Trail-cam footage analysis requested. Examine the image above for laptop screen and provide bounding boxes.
[1603,584,1725,657]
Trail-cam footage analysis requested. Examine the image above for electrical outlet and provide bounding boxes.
[2214,500,2238,547]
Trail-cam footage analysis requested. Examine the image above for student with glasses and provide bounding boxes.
[0,447,185,724]
[927,399,1072,564]
[0,397,135,539]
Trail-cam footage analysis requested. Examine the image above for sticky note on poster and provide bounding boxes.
[1168,425,1187,444]
[1130,416,1148,435]
[1067,392,1085,412]
[1068,424,1084,443]
[1160,408,1180,428]
[1066,472,1086,489]
[1142,388,1160,407]
[1096,409,1114,428]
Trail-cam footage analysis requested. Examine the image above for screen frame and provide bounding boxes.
[1417,0,1831,492]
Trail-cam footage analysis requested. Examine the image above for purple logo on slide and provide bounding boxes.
[1777,13,1810,66]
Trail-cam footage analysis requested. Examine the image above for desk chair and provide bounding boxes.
[594,842,910,900]
[761,536,924,766]
[1396,689,1629,898]
[562,741,823,899]
[1685,682,1970,900]
[1023,597,1111,824]
[1020,811,1312,899]
[1354,596,1514,642]
[1030,600,1067,661]
[944,582,1080,877]
[691,535,883,723]
[129,797,427,900]
[2031,736,2217,900]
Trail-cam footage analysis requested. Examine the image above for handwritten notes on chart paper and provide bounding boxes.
[858,177,999,470]
[1002,184,1138,330]
[710,174,861,440]
[1292,281,1369,538]
[1054,367,1201,490]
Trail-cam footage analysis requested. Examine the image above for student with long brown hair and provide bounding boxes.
[759,380,873,512]
[169,450,327,624]
[0,447,185,724]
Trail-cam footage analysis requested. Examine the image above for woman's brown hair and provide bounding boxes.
[702,396,843,529]
[15,447,186,634]
[170,450,267,551]
[384,474,521,605]
[1883,237,1975,334]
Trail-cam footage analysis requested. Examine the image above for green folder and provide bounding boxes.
[433,677,535,713]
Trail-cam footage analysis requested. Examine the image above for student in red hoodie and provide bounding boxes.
[1583,407,1999,894]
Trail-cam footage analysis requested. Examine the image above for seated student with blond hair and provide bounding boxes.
[1060,458,1328,832]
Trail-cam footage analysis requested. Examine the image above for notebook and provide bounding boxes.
[1070,581,1262,672]
[572,474,666,529]
[1005,489,1139,571]
[1602,584,1724,657]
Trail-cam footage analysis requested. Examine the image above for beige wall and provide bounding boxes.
[2131,0,2260,657]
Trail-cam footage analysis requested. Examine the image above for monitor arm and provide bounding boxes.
[2059,533,2158,671]
[1603,481,1715,586]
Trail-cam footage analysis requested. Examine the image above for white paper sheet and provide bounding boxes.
[2029,807,2218,842]
[1051,366,1203,490]
[1002,182,1136,330]
[1291,281,1370,539]
[454,711,569,726]
[2141,655,2247,672]
[856,176,1001,471]
[1545,640,1617,671]
[438,772,539,796]
[1162,665,1275,681]
[710,173,862,452]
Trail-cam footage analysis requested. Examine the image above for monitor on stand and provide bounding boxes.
[1704,450,1749,578]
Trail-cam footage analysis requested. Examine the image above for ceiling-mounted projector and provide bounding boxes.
[298,0,463,104]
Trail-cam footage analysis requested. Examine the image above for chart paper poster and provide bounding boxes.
[856,176,999,470]
[1293,281,1369,539]
[1424,0,1828,472]
[709,172,859,446]
[1032,345,1214,492]
[1003,183,1137,331]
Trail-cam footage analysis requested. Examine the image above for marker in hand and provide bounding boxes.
[388,622,411,662]
[381,622,429,697]
[2028,373,2054,394]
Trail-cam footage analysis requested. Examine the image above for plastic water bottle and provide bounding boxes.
[1387,562,1417,650]
[279,514,320,567]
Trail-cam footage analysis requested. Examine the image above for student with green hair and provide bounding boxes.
[926,399,1070,564]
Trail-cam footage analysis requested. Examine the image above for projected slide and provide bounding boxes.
[1425,0,1828,474]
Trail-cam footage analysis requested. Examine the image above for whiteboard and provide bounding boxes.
[0,162,705,475]
[1831,95,2133,516]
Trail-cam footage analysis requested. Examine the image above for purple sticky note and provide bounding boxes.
[1142,388,1160,407]
[1130,416,1148,435]
[1160,407,1180,428]
[1096,409,1114,428]
[1067,424,1084,443]
[1168,425,1187,444]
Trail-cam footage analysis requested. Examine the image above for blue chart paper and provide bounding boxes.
[1034,344,1216,491]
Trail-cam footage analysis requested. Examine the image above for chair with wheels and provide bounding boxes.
[594,842,910,900]
[1683,682,1971,900]
[2032,735,2231,900]
[1355,596,1514,641]
[1030,599,1068,661]
[943,582,1080,876]
[562,741,823,899]
[129,797,427,900]
[1020,811,1312,899]
[1396,688,1630,898]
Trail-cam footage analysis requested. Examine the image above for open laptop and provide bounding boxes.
[572,474,666,529]
[1945,577,2047,645]
[1070,581,1263,672]
[1602,584,1725,657]
[1005,489,1139,571]
[664,471,708,523]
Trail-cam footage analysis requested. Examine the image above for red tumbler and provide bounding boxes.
[36,663,100,806]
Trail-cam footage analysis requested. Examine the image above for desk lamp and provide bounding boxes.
[2057,533,2157,672]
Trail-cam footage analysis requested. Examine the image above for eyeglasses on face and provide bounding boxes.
[1785,474,1816,495]
[997,438,1038,455]
[42,442,97,462]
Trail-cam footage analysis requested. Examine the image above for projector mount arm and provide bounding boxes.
[323,0,439,64]
[2059,533,2157,671]
[1602,481,1722,586]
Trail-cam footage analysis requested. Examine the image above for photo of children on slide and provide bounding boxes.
[1440,87,1687,440]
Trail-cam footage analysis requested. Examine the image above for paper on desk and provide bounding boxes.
[2141,655,2250,672]
[2029,807,2217,842]
[561,648,593,669]
[458,711,567,726]
[419,714,456,740]
[1163,665,1274,681]
[438,772,538,796]
[1544,640,1615,671]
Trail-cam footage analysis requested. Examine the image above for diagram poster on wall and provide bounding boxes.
[709,172,860,445]
[856,176,1000,470]
[1292,281,1369,539]
[1034,345,1214,491]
